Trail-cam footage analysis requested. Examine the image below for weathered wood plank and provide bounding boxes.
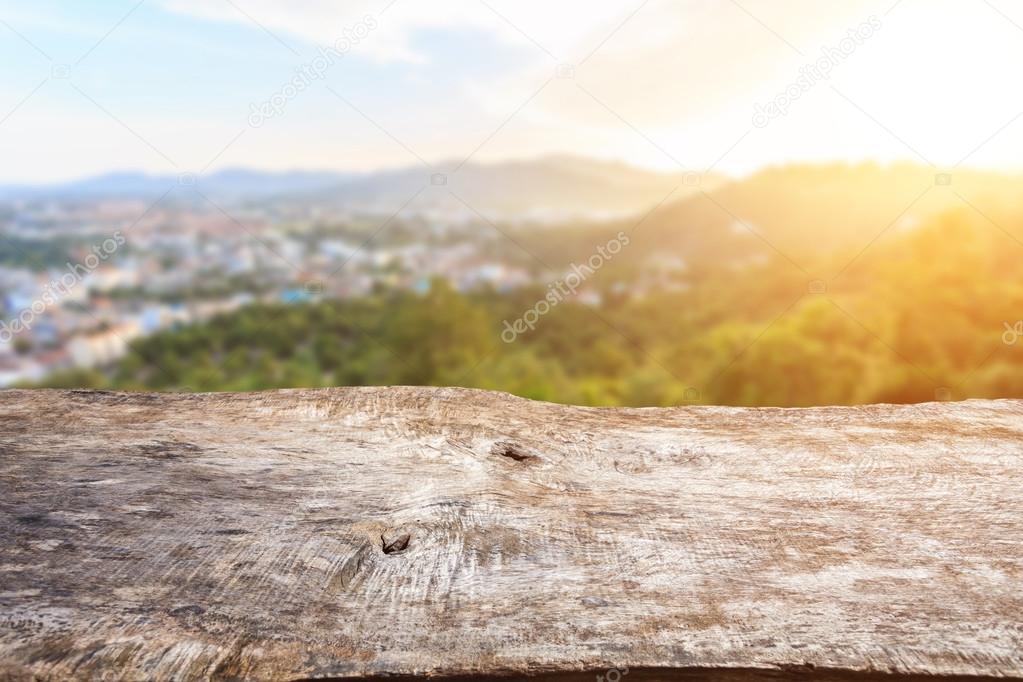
[0,387,1021,680]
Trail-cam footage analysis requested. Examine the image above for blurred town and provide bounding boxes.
[0,192,539,386]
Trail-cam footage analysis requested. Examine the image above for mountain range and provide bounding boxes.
[0,156,705,220]
[6,158,1021,262]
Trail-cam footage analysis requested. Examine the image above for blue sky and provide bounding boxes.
[0,0,548,182]
[2,0,1023,183]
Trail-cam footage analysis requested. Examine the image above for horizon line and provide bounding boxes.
[5,155,1023,192]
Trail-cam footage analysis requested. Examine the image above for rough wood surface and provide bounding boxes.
[1,387,1022,681]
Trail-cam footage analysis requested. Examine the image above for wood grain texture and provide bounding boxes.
[0,387,1021,681]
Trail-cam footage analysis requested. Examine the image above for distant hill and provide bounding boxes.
[0,156,710,221]
[515,162,1023,273]
[314,155,710,221]
[617,162,1023,263]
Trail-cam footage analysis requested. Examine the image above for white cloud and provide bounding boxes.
[157,0,639,65]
